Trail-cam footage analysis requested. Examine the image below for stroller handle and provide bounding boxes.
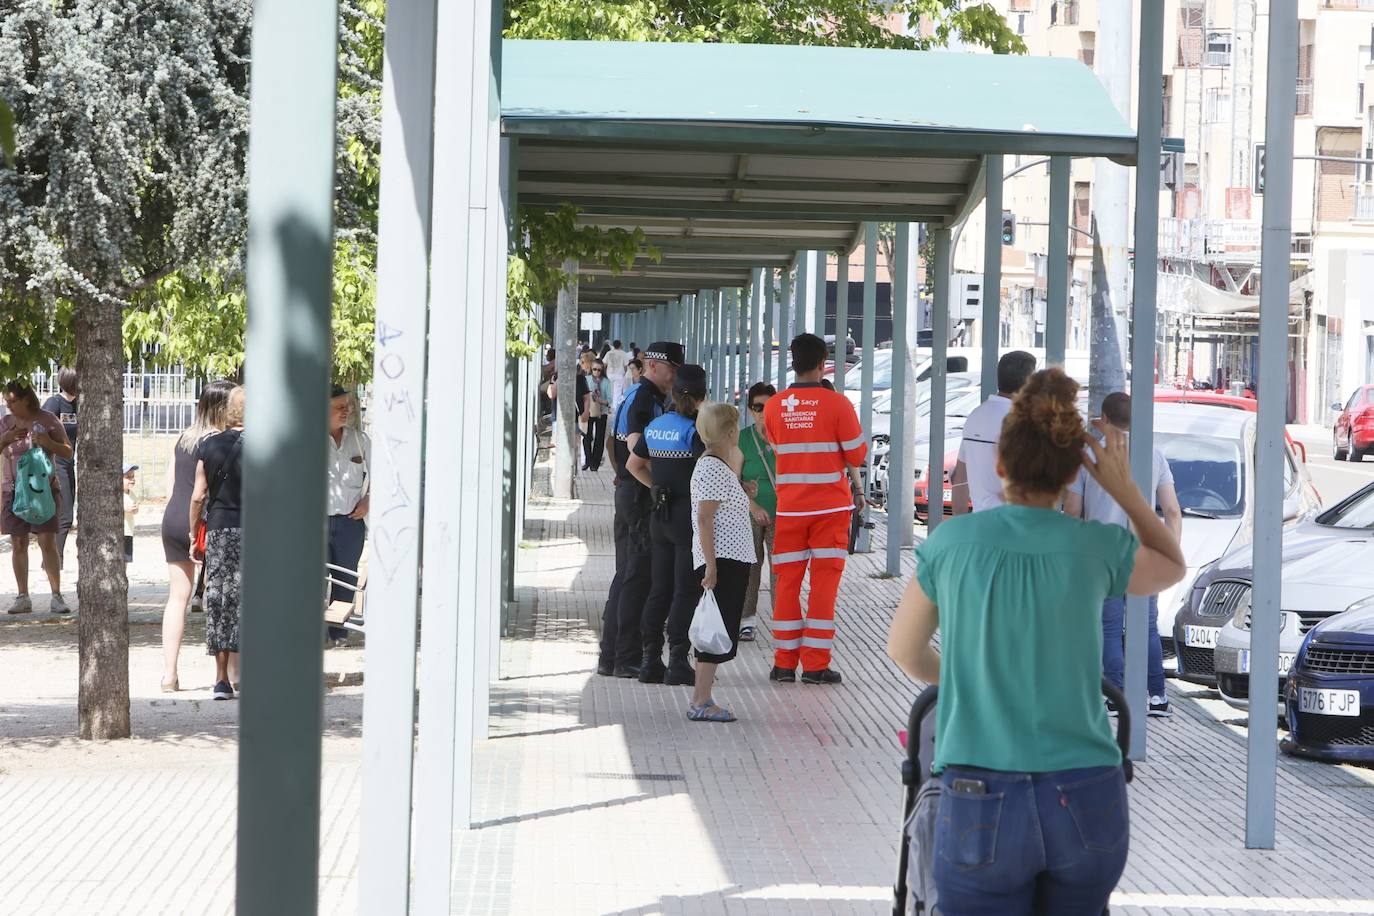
[904,679,1135,784]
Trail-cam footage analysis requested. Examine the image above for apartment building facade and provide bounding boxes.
[953,0,1374,423]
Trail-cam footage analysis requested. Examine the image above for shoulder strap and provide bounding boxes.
[208,433,244,511]
[748,427,775,490]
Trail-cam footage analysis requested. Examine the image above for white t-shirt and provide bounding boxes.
[690,455,758,570]
[603,347,629,380]
[326,427,372,517]
[1071,437,1174,530]
[955,394,1013,512]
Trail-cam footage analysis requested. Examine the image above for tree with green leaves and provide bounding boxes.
[1,0,253,739]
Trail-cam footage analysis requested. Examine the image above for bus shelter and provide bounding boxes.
[236,1,1301,912]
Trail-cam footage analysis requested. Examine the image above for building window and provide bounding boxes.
[1204,87,1232,123]
[1017,13,1027,35]
[1079,33,1095,68]
[1359,46,1370,115]
[1177,2,1204,67]
[1204,30,1232,68]
[1050,0,1078,26]
[1296,42,1314,117]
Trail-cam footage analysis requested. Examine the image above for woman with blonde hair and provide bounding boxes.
[688,401,757,722]
[159,379,237,691]
[886,369,1186,914]
[190,386,246,700]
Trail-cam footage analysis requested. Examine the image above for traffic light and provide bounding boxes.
[1253,143,1266,196]
[1000,210,1017,246]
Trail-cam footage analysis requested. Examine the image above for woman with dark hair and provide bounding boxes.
[737,381,777,641]
[40,367,79,566]
[886,369,1186,915]
[1,380,73,614]
[190,386,246,700]
[159,379,236,691]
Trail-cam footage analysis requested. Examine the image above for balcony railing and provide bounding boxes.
[1356,187,1374,222]
[1295,77,1314,116]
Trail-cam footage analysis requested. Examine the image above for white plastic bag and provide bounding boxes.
[689,589,733,655]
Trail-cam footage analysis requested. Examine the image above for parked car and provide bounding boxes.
[1283,598,1374,763]
[1332,385,1374,461]
[1167,414,1327,686]
[1178,483,1374,703]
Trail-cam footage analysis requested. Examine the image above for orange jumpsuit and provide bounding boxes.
[762,382,867,672]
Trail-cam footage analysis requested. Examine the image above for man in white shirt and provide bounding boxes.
[1064,391,1183,717]
[949,351,1036,514]
[603,339,630,410]
[326,386,371,643]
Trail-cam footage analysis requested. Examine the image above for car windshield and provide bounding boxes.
[1157,431,1245,518]
[1317,485,1374,529]
[847,352,892,390]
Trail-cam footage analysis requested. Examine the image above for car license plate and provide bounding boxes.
[1184,625,1219,649]
[1298,687,1361,717]
[1237,650,1296,675]
[941,488,952,502]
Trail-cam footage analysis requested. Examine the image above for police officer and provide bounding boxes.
[626,364,708,685]
[597,341,683,678]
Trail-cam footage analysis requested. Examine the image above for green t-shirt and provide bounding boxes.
[914,504,1137,774]
[737,425,776,517]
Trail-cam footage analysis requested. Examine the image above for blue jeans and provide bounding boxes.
[1102,595,1166,698]
[934,765,1129,916]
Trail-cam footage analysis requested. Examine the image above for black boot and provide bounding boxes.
[801,668,843,685]
[612,660,641,679]
[596,657,615,677]
[638,654,666,684]
[769,666,797,683]
[664,649,695,686]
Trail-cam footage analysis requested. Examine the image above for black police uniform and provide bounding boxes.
[597,343,682,676]
[632,407,706,684]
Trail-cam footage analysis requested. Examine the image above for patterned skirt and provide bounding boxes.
[204,527,243,654]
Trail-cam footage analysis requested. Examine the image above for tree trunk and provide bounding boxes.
[75,293,131,740]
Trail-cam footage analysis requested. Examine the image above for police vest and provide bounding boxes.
[643,411,699,459]
[613,382,663,440]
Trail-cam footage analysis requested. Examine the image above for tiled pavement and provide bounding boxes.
[455,463,1374,916]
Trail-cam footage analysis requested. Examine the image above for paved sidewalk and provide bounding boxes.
[455,463,1374,916]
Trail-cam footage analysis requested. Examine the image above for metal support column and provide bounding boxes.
[1126,0,1166,765]
[238,0,337,911]
[886,224,912,576]
[762,269,775,385]
[928,228,952,534]
[814,250,828,341]
[795,250,810,335]
[1247,0,1297,850]
[981,154,1004,401]
[861,224,878,438]
[835,252,849,392]
[1045,156,1071,367]
[358,0,436,905]
[777,269,792,390]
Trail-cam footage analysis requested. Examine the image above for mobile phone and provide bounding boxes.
[950,778,988,795]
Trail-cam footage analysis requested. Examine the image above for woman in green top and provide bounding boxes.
[737,382,777,641]
[887,369,1185,916]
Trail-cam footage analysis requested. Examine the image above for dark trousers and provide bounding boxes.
[53,461,75,567]
[934,764,1128,915]
[1102,595,1165,698]
[328,514,367,639]
[694,557,750,664]
[582,415,607,470]
[599,482,650,668]
[643,507,699,663]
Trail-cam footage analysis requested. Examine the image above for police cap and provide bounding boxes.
[673,364,707,398]
[643,341,684,367]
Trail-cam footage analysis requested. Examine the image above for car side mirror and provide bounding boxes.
[1333,402,1344,411]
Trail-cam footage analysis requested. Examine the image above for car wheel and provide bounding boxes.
[1353,446,1365,463]
[1335,434,1348,461]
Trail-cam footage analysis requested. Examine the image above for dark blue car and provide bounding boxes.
[1283,600,1374,764]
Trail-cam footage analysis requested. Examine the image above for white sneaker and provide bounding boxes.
[1148,695,1172,718]
[49,594,70,615]
[7,595,32,615]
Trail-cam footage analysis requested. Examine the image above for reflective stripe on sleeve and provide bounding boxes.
[773,637,802,650]
[774,441,841,455]
[800,636,833,649]
[776,471,843,485]
[840,434,867,451]
[810,548,849,561]
[772,549,812,565]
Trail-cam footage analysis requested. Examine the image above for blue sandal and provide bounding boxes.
[687,700,736,723]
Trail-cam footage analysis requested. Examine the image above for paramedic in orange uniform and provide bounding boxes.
[762,333,867,685]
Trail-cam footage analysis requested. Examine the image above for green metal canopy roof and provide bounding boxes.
[501,39,1137,312]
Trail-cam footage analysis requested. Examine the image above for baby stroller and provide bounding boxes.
[893,679,1134,916]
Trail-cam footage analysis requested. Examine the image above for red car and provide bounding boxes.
[1155,388,1309,463]
[913,447,959,522]
[1333,385,1374,461]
